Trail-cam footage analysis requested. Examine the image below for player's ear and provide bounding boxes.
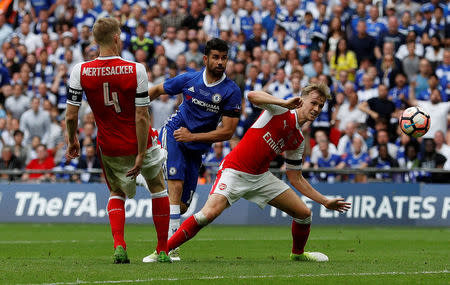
[203,54,208,65]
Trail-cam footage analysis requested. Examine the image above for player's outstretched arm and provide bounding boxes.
[148,83,166,101]
[65,104,81,159]
[247,91,302,109]
[286,169,351,213]
[173,116,239,143]
[126,106,150,179]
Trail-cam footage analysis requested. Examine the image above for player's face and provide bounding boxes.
[205,50,228,78]
[302,91,326,121]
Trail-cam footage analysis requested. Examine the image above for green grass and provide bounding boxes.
[0,224,448,284]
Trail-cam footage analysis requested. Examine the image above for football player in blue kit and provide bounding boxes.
[143,38,242,262]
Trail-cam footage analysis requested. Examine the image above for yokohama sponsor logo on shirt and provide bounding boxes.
[263,131,285,154]
[191,98,220,113]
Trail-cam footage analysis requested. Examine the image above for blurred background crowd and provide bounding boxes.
[0,0,449,184]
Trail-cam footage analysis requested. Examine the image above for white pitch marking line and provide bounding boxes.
[21,270,449,285]
[0,236,441,244]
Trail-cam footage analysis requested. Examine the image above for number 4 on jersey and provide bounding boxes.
[103,82,121,113]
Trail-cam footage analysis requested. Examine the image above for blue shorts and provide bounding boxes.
[159,127,204,206]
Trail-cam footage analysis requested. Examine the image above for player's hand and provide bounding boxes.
[174,127,193,142]
[283,97,302,109]
[126,153,144,179]
[66,140,81,159]
[324,198,351,213]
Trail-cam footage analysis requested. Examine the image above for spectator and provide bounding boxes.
[22,143,54,181]
[349,20,376,64]
[73,0,97,32]
[325,17,345,55]
[396,31,424,61]
[19,97,51,145]
[330,38,357,82]
[366,5,386,41]
[413,58,433,95]
[203,4,222,39]
[181,0,205,31]
[162,1,185,32]
[357,74,378,102]
[130,23,155,60]
[401,42,421,82]
[0,145,22,181]
[424,35,444,70]
[4,84,29,119]
[337,121,367,157]
[184,40,203,69]
[335,87,366,131]
[245,23,267,55]
[419,139,447,183]
[162,26,187,62]
[12,130,26,166]
[410,88,450,140]
[266,68,292,100]
[261,0,277,38]
[337,136,370,183]
[369,129,399,160]
[150,94,177,132]
[434,130,450,170]
[267,25,296,58]
[308,130,338,169]
[396,0,421,19]
[76,144,101,183]
[388,73,409,110]
[375,16,406,59]
[276,0,302,39]
[358,84,396,131]
[0,12,12,46]
[369,143,400,181]
[313,138,342,183]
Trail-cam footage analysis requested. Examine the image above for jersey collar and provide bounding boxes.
[203,69,226,87]
[96,56,122,60]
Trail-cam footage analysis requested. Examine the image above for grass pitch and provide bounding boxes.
[0,224,448,284]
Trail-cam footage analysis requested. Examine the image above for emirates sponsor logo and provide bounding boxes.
[263,131,285,154]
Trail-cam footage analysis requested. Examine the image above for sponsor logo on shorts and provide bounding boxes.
[218,183,227,191]
[169,167,177,175]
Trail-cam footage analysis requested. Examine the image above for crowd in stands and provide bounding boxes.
[0,0,449,184]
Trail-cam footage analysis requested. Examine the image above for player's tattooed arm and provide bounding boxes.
[173,116,239,143]
[247,91,302,109]
[148,83,166,101]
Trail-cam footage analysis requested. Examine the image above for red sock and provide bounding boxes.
[108,197,126,249]
[152,196,170,253]
[168,215,203,250]
[291,220,311,255]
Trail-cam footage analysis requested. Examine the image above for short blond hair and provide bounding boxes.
[92,17,121,46]
[301,83,332,100]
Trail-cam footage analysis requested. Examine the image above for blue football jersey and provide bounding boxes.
[163,69,242,151]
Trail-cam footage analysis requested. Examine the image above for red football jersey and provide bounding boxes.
[222,105,305,175]
[68,56,156,156]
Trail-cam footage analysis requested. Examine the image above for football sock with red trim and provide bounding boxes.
[168,214,205,250]
[152,190,170,254]
[291,217,311,255]
[108,196,126,249]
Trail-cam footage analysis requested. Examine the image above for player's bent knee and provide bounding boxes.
[293,208,311,220]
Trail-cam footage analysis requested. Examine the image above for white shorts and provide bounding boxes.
[100,146,167,198]
[210,168,290,208]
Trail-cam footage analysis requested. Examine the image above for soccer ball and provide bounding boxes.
[399,106,431,138]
